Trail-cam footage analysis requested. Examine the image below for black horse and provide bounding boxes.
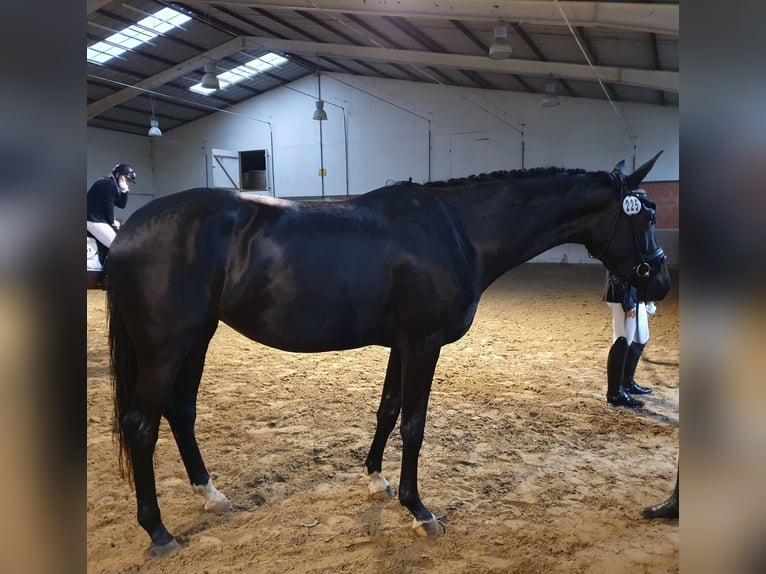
[106,153,670,555]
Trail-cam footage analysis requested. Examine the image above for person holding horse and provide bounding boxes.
[86,163,136,262]
[604,267,656,408]
[643,464,679,519]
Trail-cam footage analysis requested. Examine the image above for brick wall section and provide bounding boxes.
[641,181,678,230]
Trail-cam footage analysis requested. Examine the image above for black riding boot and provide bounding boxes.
[642,472,678,519]
[606,337,644,408]
[624,342,652,395]
[98,247,109,290]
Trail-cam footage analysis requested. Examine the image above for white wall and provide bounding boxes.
[87,74,678,262]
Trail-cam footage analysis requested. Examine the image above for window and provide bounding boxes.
[87,7,191,64]
[189,53,288,94]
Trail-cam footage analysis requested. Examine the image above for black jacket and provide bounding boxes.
[87,175,127,225]
[603,271,638,313]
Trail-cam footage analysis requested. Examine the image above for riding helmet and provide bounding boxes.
[112,164,137,183]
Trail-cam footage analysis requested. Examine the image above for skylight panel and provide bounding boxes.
[87,7,191,64]
[189,53,288,95]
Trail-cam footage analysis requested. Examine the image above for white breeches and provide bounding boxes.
[608,301,649,345]
[87,221,116,248]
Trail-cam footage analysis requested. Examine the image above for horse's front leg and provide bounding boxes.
[164,386,231,514]
[164,324,232,514]
[398,333,444,539]
[364,348,401,501]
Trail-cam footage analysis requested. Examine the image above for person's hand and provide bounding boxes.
[627,308,637,318]
[646,301,657,315]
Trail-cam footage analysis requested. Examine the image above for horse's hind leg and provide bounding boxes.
[122,350,188,556]
[364,348,401,501]
[163,320,231,514]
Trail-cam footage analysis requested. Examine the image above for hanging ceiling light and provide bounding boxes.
[312,71,327,120]
[200,4,220,91]
[488,25,512,59]
[147,118,162,137]
[541,82,560,107]
[313,100,328,121]
[200,62,220,90]
[147,94,162,137]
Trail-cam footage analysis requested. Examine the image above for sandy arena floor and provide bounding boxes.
[87,263,679,573]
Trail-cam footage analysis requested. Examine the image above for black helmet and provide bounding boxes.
[112,163,137,183]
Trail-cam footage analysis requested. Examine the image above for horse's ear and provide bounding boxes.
[626,150,663,189]
[612,160,627,178]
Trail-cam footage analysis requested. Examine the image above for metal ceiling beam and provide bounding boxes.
[385,16,496,90]
[295,10,389,77]
[87,0,113,14]
[249,7,360,75]
[242,35,679,92]
[210,1,679,35]
[87,37,246,119]
[649,31,667,105]
[341,13,432,82]
[88,30,678,120]
[449,19,534,92]
[511,23,576,97]
[382,16,468,87]
[574,26,618,102]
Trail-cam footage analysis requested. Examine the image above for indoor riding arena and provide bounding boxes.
[87,263,679,573]
[86,2,679,572]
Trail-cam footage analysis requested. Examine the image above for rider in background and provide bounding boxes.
[86,163,135,253]
[604,269,656,408]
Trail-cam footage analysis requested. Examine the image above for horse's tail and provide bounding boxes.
[107,285,137,486]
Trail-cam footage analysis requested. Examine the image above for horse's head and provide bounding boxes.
[590,152,671,302]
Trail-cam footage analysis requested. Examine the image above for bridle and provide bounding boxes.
[588,172,666,281]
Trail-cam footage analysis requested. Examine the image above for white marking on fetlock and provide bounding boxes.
[192,479,232,513]
[368,472,394,500]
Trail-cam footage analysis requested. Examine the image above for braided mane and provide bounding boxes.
[416,167,606,187]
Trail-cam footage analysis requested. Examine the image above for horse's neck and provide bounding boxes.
[447,179,609,289]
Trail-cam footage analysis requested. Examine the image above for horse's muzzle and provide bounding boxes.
[636,258,671,302]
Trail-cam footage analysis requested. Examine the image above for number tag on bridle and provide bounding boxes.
[622,195,642,216]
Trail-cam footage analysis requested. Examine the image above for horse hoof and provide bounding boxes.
[194,480,232,514]
[204,496,232,514]
[146,538,181,557]
[367,472,395,501]
[412,515,444,539]
[369,484,395,501]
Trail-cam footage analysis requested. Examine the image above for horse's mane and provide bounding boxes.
[393,167,610,190]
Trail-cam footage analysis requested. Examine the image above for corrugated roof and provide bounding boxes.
[87,0,679,136]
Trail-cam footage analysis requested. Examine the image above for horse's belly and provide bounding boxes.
[219,295,391,353]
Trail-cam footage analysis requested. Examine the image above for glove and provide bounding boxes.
[646,301,657,315]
